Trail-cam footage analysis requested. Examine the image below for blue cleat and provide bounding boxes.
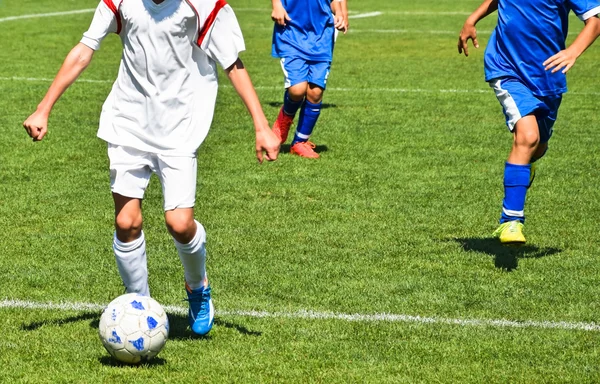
[185,283,214,336]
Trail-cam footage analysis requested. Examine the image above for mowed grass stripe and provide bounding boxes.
[3,299,600,332]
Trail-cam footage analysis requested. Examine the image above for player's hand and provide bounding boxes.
[23,111,49,141]
[543,49,577,74]
[334,14,347,34]
[271,4,291,26]
[254,123,280,163]
[458,22,479,57]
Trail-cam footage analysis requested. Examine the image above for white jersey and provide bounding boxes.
[81,0,245,156]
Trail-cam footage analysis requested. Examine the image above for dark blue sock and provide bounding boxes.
[500,162,531,224]
[283,90,303,117]
[292,100,322,145]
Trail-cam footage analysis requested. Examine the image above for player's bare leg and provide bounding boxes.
[508,115,540,165]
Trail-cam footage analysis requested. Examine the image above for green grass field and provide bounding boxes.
[2,0,600,382]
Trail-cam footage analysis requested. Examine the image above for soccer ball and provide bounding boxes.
[98,293,169,364]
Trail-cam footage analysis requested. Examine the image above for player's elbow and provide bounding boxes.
[70,43,95,69]
[585,15,600,32]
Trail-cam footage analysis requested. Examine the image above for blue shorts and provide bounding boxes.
[280,57,331,89]
[489,77,562,144]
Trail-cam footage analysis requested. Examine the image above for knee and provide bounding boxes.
[306,87,324,104]
[287,83,307,100]
[115,211,143,240]
[165,211,195,242]
[515,129,540,149]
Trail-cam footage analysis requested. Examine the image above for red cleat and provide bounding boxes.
[272,107,294,144]
[290,141,320,159]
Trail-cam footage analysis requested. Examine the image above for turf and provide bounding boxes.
[1,0,600,382]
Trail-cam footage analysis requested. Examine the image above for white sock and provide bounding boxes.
[113,231,150,296]
[174,220,207,290]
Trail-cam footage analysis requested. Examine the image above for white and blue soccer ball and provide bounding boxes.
[98,293,169,364]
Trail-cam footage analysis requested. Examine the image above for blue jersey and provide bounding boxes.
[271,0,335,61]
[484,0,600,96]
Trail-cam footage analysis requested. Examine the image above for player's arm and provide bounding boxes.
[340,0,349,31]
[271,0,291,26]
[23,0,117,141]
[202,5,279,162]
[331,0,347,34]
[458,0,498,56]
[23,43,95,141]
[225,59,280,163]
[543,15,600,73]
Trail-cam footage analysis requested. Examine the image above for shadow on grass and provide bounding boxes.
[453,237,562,271]
[21,313,262,339]
[280,143,329,155]
[98,355,167,367]
[20,312,98,331]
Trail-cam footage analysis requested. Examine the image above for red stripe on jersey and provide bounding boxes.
[197,0,227,46]
[185,0,228,46]
[102,0,123,34]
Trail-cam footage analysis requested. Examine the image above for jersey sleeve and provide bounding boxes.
[200,5,246,69]
[568,0,600,20]
[80,1,119,51]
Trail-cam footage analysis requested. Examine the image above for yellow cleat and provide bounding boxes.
[492,221,526,244]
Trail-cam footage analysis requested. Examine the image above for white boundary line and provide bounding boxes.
[349,12,383,19]
[2,298,599,332]
[2,76,599,96]
[0,9,95,23]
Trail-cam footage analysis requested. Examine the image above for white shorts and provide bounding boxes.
[108,144,197,211]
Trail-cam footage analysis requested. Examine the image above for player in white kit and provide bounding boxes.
[23,0,280,336]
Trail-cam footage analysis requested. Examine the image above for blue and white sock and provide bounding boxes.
[292,100,322,145]
[500,162,531,224]
[283,90,303,117]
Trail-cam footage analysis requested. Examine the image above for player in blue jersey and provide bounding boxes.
[270,0,347,158]
[458,0,600,244]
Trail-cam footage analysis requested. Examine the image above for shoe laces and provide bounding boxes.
[296,141,316,149]
[185,286,211,314]
[507,221,522,233]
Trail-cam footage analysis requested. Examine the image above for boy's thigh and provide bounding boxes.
[280,58,331,89]
[155,154,197,211]
[108,144,153,200]
[489,78,561,143]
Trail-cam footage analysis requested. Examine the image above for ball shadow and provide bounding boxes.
[98,355,167,367]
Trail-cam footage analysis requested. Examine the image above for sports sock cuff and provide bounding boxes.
[173,220,206,253]
[504,162,531,187]
[113,231,145,252]
[304,100,322,109]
